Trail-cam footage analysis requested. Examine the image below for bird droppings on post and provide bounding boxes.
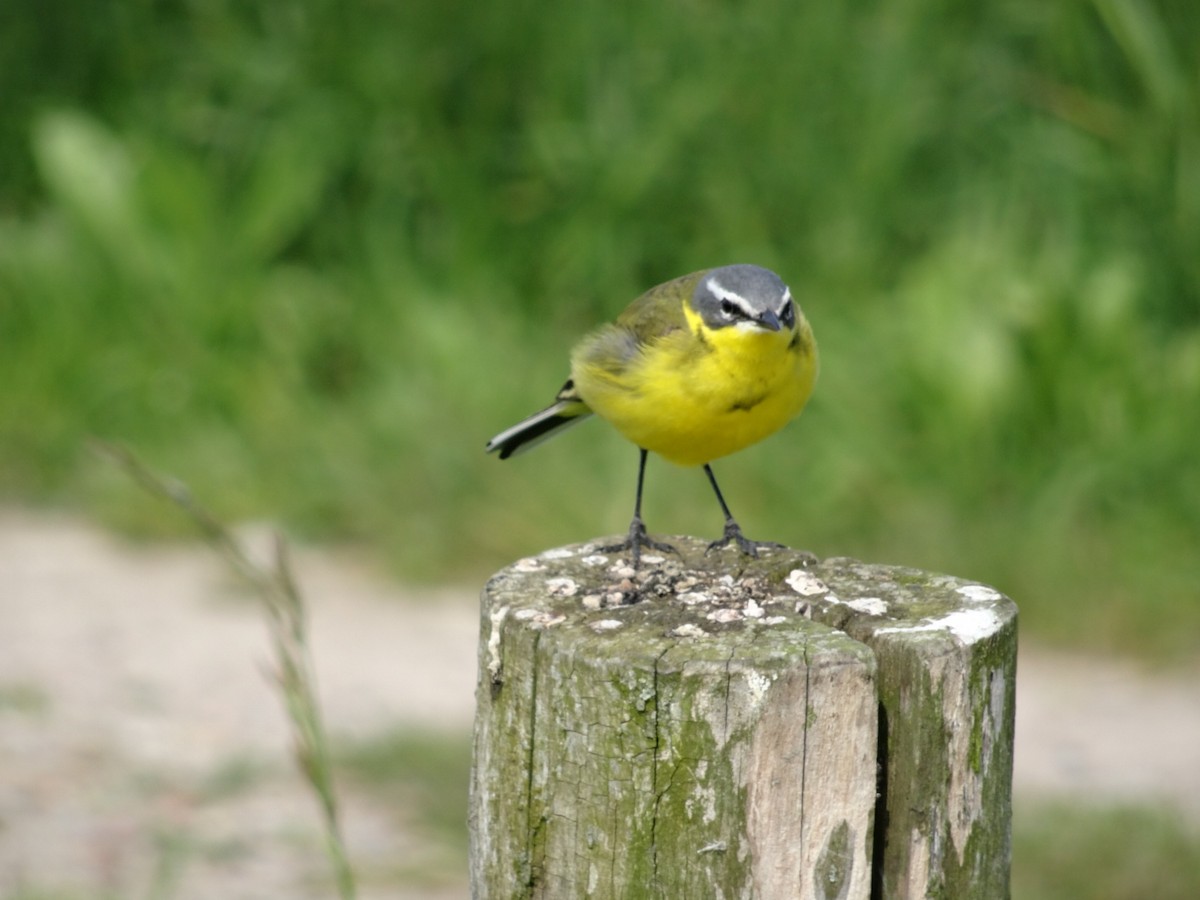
[544,577,578,597]
[511,608,566,629]
[531,540,819,611]
[745,670,774,707]
[482,538,1017,646]
[957,583,1003,603]
[787,569,828,596]
[846,597,888,616]
[706,607,743,624]
[484,606,508,684]
[589,619,624,633]
[876,607,1006,643]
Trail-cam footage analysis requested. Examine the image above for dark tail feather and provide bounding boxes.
[485,399,592,459]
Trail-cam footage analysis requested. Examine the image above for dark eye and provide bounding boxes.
[720,299,738,318]
[780,299,796,329]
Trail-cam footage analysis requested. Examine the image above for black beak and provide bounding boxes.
[755,309,782,332]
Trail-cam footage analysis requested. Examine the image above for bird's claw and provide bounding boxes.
[599,517,678,567]
[705,521,784,558]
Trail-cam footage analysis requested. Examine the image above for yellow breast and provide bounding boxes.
[572,305,818,467]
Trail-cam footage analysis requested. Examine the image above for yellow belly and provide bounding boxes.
[572,323,817,467]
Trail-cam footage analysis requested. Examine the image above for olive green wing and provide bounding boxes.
[614,269,708,343]
[571,270,708,376]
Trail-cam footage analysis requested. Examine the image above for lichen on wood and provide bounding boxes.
[469,538,1017,899]
[788,557,1018,899]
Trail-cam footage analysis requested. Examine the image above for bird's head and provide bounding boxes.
[690,264,799,336]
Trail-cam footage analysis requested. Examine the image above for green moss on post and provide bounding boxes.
[797,558,1018,899]
[469,539,1017,899]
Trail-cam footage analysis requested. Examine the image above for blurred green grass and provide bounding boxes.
[338,729,472,890]
[1013,801,1200,899]
[2,0,1198,661]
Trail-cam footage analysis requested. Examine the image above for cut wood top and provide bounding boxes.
[481,535,1017,658]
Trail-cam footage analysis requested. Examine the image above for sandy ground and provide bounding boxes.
[2,508,1198,898]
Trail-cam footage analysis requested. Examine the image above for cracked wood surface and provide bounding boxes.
[469,538,1017,899]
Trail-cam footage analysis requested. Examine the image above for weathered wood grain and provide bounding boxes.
[469,538,1017,899]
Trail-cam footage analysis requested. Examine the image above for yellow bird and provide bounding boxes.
[486,264,818,565]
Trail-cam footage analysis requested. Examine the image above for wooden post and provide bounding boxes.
[469,538,1017,899]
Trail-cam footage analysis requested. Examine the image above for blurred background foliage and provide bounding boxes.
[2,0,1198,661]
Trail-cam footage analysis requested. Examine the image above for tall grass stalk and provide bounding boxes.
[95,440,357,900]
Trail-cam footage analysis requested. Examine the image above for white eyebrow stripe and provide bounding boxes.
[705,277,755,316]
[779,287,793,313]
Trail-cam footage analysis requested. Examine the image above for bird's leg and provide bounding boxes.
[703,464,785,557]
[598,448,678,567]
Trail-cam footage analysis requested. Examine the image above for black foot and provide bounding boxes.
[706,521,785,558]
[599,517,678,567]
